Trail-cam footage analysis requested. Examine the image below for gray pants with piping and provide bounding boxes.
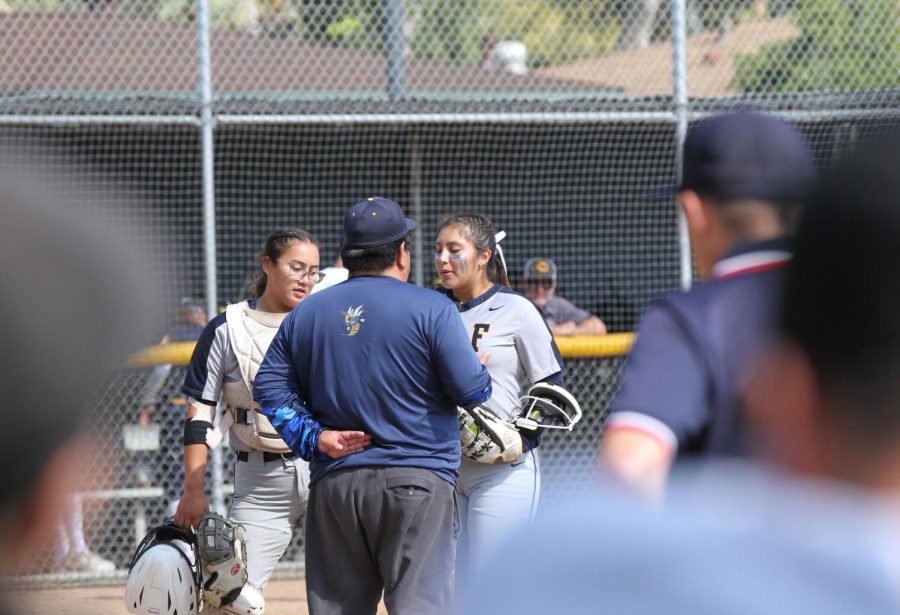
[305,466,459,615]
[230,450,310,589]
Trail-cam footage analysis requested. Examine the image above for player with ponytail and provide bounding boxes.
[434,213,567,588]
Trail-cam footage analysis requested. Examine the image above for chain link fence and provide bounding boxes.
[14,345,629,586]
[3,0,898,587]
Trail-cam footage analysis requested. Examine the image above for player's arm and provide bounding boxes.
[516,302,567,451]
[175,317,224,529]
[430,302,492,410]
[254,318,370,460]
[176,398,214,529]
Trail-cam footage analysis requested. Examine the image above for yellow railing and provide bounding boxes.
[126,333,636,367]
[126,341,197,367]
[553,333,635,358]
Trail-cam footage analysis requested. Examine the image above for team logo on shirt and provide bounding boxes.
[341,305,366,336]
[471,323,490,352]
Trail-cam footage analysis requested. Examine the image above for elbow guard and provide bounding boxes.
[184,399,216,446]
[184,419,213,446]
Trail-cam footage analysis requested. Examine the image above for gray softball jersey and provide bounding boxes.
[442,285,563,422]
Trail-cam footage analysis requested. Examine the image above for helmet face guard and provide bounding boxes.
[125,519,202,615]
[514,383,583,432]
[128,520,199,578]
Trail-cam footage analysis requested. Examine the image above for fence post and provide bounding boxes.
[409,132,424,287]
[671,0,692,291]
[196,0,226,516]
[385,0,407,101]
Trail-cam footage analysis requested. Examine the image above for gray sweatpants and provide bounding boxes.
[230,451,310,589]
[305,466,459,615]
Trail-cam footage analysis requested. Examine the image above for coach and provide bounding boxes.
[254,196,492,615]
[600,111,814,500]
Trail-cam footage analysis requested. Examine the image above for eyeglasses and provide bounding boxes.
[525,279,554,290]
[275,259,326,283]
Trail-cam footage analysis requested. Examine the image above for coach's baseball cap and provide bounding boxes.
[523,257,558,281]
[654,110,813,203]
[341,196,417,250]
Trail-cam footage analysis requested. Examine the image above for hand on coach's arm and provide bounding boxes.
[317,430,372,459]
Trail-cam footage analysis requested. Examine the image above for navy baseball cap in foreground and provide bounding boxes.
[653,110,814,203]
[342,196,418,250]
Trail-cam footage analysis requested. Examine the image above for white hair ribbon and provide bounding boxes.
[494,230,508,277]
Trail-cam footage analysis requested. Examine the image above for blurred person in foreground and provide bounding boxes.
[464,139,900,615]
[600,111,813,500]
[135,298,208,517]
[521,257,607,336]
[0,174,154,607]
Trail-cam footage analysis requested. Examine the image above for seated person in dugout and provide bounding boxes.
[522,257,607,336]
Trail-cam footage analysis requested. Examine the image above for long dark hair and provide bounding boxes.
[252,228,318,297]
[437,214,510,287]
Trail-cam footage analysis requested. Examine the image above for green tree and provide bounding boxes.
[412,0,618,68]
[1,0,87,11]
[735,0,900,94]
[156,0,302,33]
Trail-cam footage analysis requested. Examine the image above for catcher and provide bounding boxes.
[175,228,336,613]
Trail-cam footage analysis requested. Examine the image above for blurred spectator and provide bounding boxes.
[136,298,208,517]
[465,461,900,615]
[0,169,154,602]
[747,138,900,501]
[522,257,607,336]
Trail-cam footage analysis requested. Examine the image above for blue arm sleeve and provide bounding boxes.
[253,318,326,461]
[259,400,326,462]
[430,302,492,409]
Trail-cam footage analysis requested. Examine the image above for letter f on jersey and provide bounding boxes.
[471,324,490,352]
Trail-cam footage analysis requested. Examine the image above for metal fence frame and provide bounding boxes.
[6,0,899,587]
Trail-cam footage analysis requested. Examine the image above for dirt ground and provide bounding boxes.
[14,578,389,615]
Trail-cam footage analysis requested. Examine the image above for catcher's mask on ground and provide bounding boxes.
[514,383,583,432]
[124,519,201,615]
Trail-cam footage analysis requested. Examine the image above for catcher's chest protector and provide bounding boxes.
[224,301,292,453]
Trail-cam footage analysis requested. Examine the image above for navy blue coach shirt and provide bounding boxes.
[254,275,492,486]
[607,239,791,457]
